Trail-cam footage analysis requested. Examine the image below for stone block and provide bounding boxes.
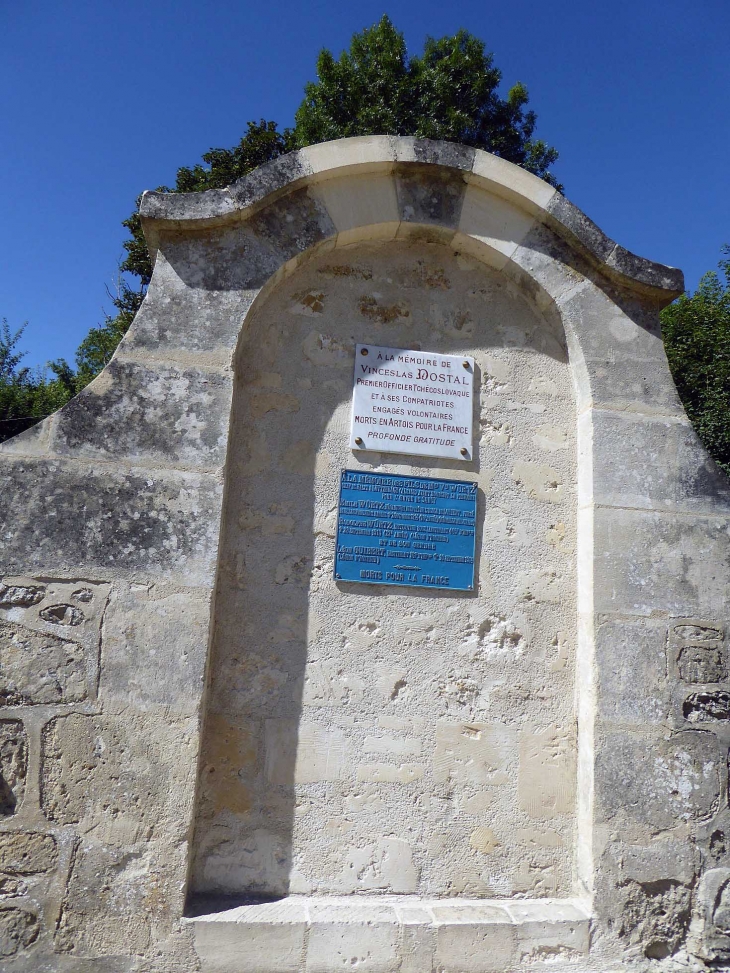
[99,581,210,712]
[595,728,724,829]
[51,359,232,470]
[395,166,467,228]
[0,456,222,585]
[0,721,27,816]
[339,838,418,893]
[54,840,159,957]
[545,193,615,264]
[395,138,476,171]
[306,920,400,973]
[122,286,249,360]
[0,906,39,957]
[470,150,557,214]
[457,185,536,269]
[229,151,313,210]
[310,172,399,239]
[264,721,347,785]
[434,921,515,973]
[41,713,195,834]
[301,137,395,178]
[518,725,575,819]
[192,916,306,973]
[595,617,669,725]
[0,620,86,705]
[587,409,730,513]
[593,506,730,618]
[0,831,57,874]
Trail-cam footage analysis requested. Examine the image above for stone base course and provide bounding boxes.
[187,895,591,973]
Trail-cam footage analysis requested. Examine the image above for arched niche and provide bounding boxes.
[190,236,578,903]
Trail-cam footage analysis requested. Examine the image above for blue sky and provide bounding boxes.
[2,0,728,369]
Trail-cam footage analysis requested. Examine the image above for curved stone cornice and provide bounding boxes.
[139,135,684,301]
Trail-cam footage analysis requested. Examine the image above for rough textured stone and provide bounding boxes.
[51,358,232,469]
[0,831,57,874]
[0,457,222,584]
[0,721,27,816]
[0,620,86,705]
[0,906,39,956]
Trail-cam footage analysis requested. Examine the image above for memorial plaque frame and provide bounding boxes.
[334,470,477,591]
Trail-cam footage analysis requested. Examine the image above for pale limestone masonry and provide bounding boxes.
[0,136,728,971]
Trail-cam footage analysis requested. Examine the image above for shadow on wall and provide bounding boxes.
[182,236,577,912]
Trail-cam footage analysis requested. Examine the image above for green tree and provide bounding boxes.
[295,17,559,185]
[661,247,730,476]
[0,320,76,442]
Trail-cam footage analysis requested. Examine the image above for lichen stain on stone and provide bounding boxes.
[413,261,450,289]
[358,295,410,324]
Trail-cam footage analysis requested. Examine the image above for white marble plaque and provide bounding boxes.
[350,343,474,460]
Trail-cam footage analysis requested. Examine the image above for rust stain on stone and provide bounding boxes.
[203,715,257,815]
[358,296,410,324]
[318,264,373,280]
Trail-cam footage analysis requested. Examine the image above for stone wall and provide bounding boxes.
[0,136,727,971]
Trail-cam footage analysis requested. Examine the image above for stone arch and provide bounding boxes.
[2,138,727,972]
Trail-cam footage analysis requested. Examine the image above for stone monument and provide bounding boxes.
[0,136,728,972]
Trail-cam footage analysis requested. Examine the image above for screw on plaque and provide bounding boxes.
[355,437,364,447]
[335,573,342,579]
[360,347,369,355]
[460,447,469,457]
[462,360,470,369]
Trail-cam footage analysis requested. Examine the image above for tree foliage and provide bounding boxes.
[661,248,730,475]
[0,321,76,441]
[295,17,559,185]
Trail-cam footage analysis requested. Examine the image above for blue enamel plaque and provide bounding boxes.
[334,470,477,590]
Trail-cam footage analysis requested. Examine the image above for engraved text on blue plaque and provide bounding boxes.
[334,470,477,590]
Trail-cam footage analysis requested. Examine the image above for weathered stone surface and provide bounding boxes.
[0,906,39,956]
[595,617,670,724]
[688,866,730,961]
[0,583,45,608]
[51,358,232,469]
[54,842,153,957]
[38,604,84,626]
[121,286,249,359]
[0,621,86,705]
[395,165,467,228]
[41,713,196,832]
[596,729,724,828]
[0,721,27,816]
[0,457,222,584]
[99,581,210,713]
[0,831,57,874]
